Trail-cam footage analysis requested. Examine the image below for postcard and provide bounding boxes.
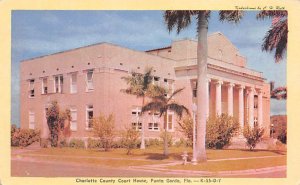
[0,0,299,185]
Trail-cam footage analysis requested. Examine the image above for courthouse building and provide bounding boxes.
[20,32,271,140]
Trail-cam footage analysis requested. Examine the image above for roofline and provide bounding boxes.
[21,42,108,62]
[145,46,171,52]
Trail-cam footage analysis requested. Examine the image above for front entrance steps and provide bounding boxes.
[227,136,278,150]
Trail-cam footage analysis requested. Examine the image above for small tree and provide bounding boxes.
[93,113,115,151]
[243,125,265,151]
[122,127,140,155]
[206,114,239,149]
[177,116,193,145]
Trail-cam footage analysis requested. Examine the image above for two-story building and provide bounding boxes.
[20,32,271,141]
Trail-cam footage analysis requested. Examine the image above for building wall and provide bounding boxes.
[20,34,272,141]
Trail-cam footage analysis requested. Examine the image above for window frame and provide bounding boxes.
[41,77,48,95]
[28,79,35,98]
[70,108,77,131]
[54,74,64,93]
[131,107,142,131]
[86,69,94,92]
[70,72,78,94]
[86,105,94,130]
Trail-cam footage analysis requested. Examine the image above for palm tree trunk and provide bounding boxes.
[140,97,146,149]
[163,113,169,156]
[196,11,208,162]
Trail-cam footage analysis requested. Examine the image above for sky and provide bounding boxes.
[11,10,287,126]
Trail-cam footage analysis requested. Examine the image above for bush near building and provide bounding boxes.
[11,124,40,147]
[206,114,239,149]
[46,101,71,147]
[243,125,265,151]
[121,127,140,155]
[177,116,193,146]
[92,113,115,151]
[69,138,85,149]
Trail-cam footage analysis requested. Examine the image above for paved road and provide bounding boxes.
[11,159,286,178]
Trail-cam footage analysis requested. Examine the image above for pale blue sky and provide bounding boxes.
[11,11,287,126]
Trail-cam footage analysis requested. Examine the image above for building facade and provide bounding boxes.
[20,32,271,140]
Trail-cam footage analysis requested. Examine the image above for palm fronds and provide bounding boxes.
[219,10,244,23]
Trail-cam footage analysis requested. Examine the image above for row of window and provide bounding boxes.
[28,70,94,97]
[28,70,174,98]
[28,106,174,131]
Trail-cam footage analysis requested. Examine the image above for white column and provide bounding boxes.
[227,83,234,116]
[258,89,263,127]
[238,86,244,130]
[248,87,255,128]
[215,80,223,115]
[206,79,211,118]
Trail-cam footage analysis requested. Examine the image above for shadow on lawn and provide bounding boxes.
[143,152,183,160]
[224,148,287,155]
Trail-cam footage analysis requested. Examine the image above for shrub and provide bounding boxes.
[243,125,265,151]
[277,130,287,144]
[92,113,115,151]
[69,138,85,149]
[177,116,193,144]
[145,138,161,147]
[159,131,173,147]
[11,125,40,147]
[46,101,71,147]
[174,138,191,147]
[121,128,140,155]
[87,138,102,149]
[206,114,239,149]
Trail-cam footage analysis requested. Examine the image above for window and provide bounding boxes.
[54,75,63,93]
[164,79,174,97]
[70,73,77,94]
[70,108,77,131]
[42,78,48,94]
[164,111,173,131]
[29,111,35,129]
[131,107,142,131]
[148,112,160,131]
[28,79,35,97]
[86,105,93,129]
[86,70,94,91]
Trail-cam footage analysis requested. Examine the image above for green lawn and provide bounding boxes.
[13,146,286,170]
[168,155,286,172]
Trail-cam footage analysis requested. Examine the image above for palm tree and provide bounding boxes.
[256,10,288,63]
[257,11,288,100]
[164,10,243,162]
[142,88,189,156]
[121,68,165,149]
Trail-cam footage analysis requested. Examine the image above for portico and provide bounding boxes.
[196,78,264,129]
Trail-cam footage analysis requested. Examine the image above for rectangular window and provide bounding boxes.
[54,75,63,93]
[70,108,77,131]
[42,78,48,94]
[164,79,174,98]
[131,107,142,131]
[86,105,93,129]
[254,96,258,109]
[164,112,173,131]
[28,79,35,97]
[86,70,94,91]
[29,111,35,129]
[70,73,77,94]
[148,112,160,131]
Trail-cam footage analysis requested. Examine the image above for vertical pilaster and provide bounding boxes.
[215,80,223,115]
[258,89,263,127]
[248,87,255,128]
[227,83,235,116]
[238,86,245,130]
